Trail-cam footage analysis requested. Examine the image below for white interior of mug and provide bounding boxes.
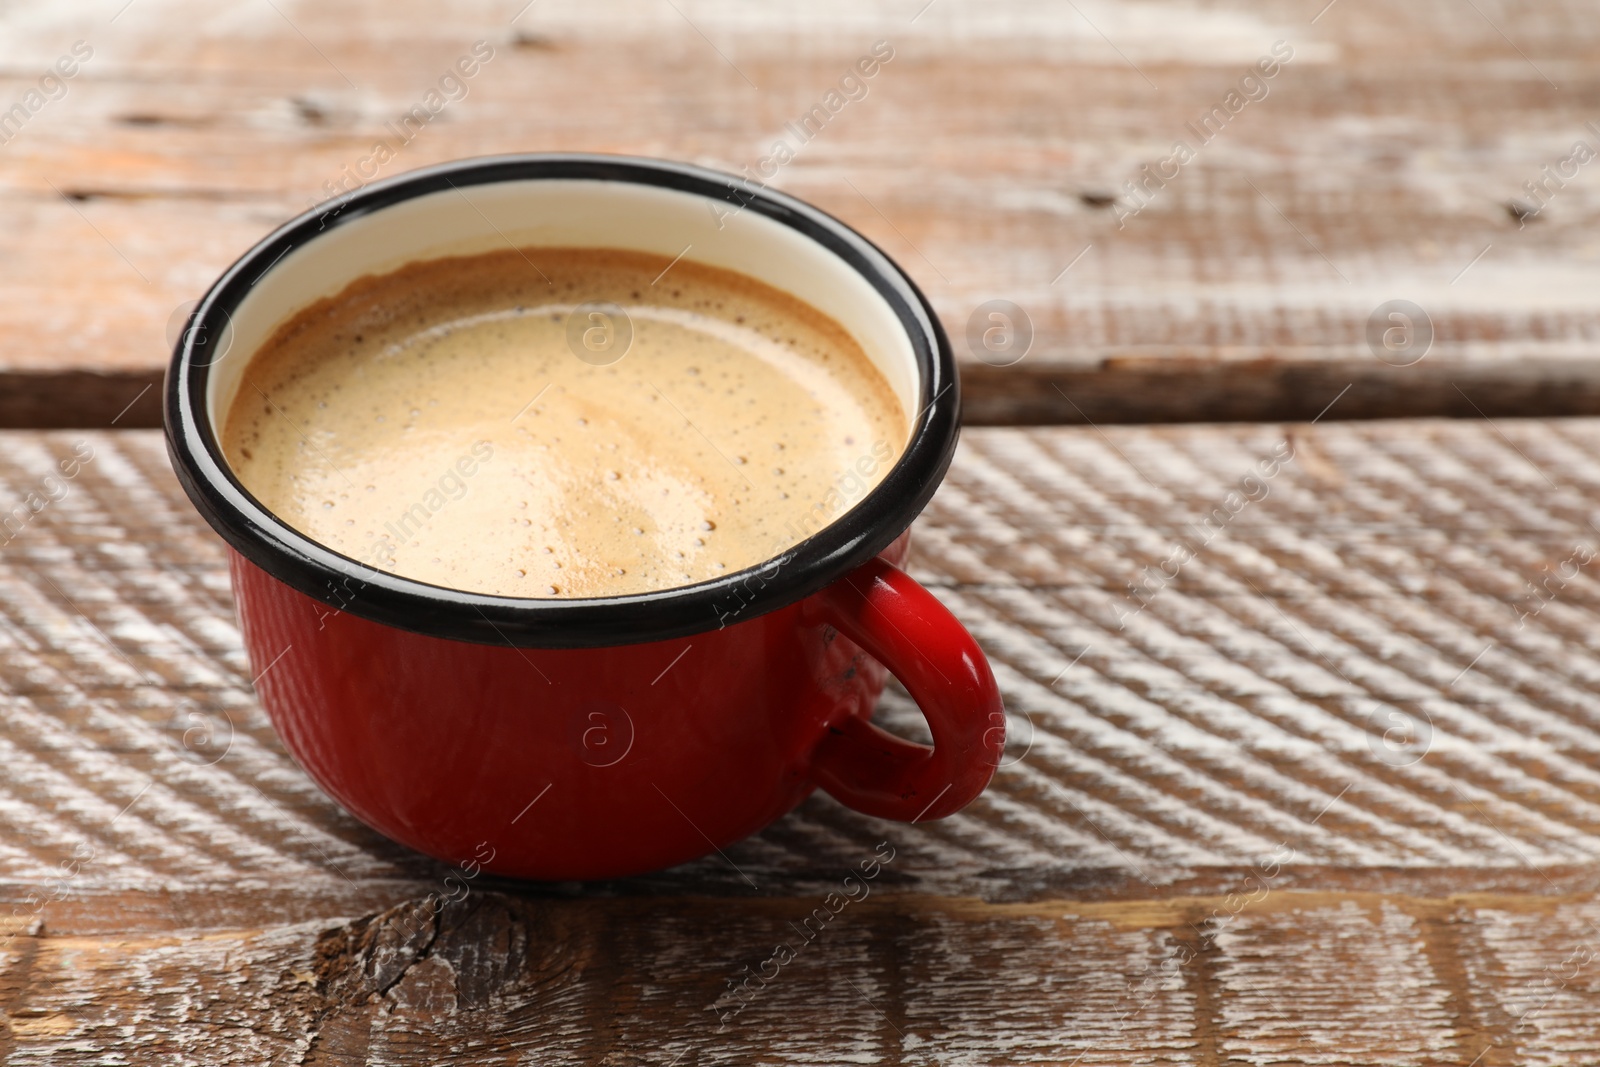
[205,179,920,437]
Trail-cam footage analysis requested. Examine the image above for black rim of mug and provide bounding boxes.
[164,153,960,648]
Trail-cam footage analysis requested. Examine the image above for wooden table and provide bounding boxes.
[7,1,1600,1064]
[9,422,1600,1064]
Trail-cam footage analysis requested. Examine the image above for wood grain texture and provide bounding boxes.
[2,0,1599,425]
[15,890,1600,1066]
[5,422,1600,1060]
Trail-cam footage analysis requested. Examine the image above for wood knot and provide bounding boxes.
[305,889,537,1017]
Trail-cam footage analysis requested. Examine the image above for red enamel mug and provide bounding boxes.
[165,154,1003,880]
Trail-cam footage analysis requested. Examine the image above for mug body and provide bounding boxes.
[231,531,906,880]
[167,154,1002,880]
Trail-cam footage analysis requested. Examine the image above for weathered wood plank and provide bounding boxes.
[6,423,1600,900]
[9,889,1600,1064]
[2,0,1599,424]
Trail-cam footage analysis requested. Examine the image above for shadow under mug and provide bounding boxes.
[165,153,1004,880]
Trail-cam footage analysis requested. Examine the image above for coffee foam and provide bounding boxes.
[222,247,908,598]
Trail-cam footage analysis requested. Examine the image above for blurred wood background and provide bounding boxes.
[1,0,1599,425]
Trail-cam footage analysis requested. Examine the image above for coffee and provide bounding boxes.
[222,247,907,599]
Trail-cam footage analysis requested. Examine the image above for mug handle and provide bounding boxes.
[803,555,1004,822]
